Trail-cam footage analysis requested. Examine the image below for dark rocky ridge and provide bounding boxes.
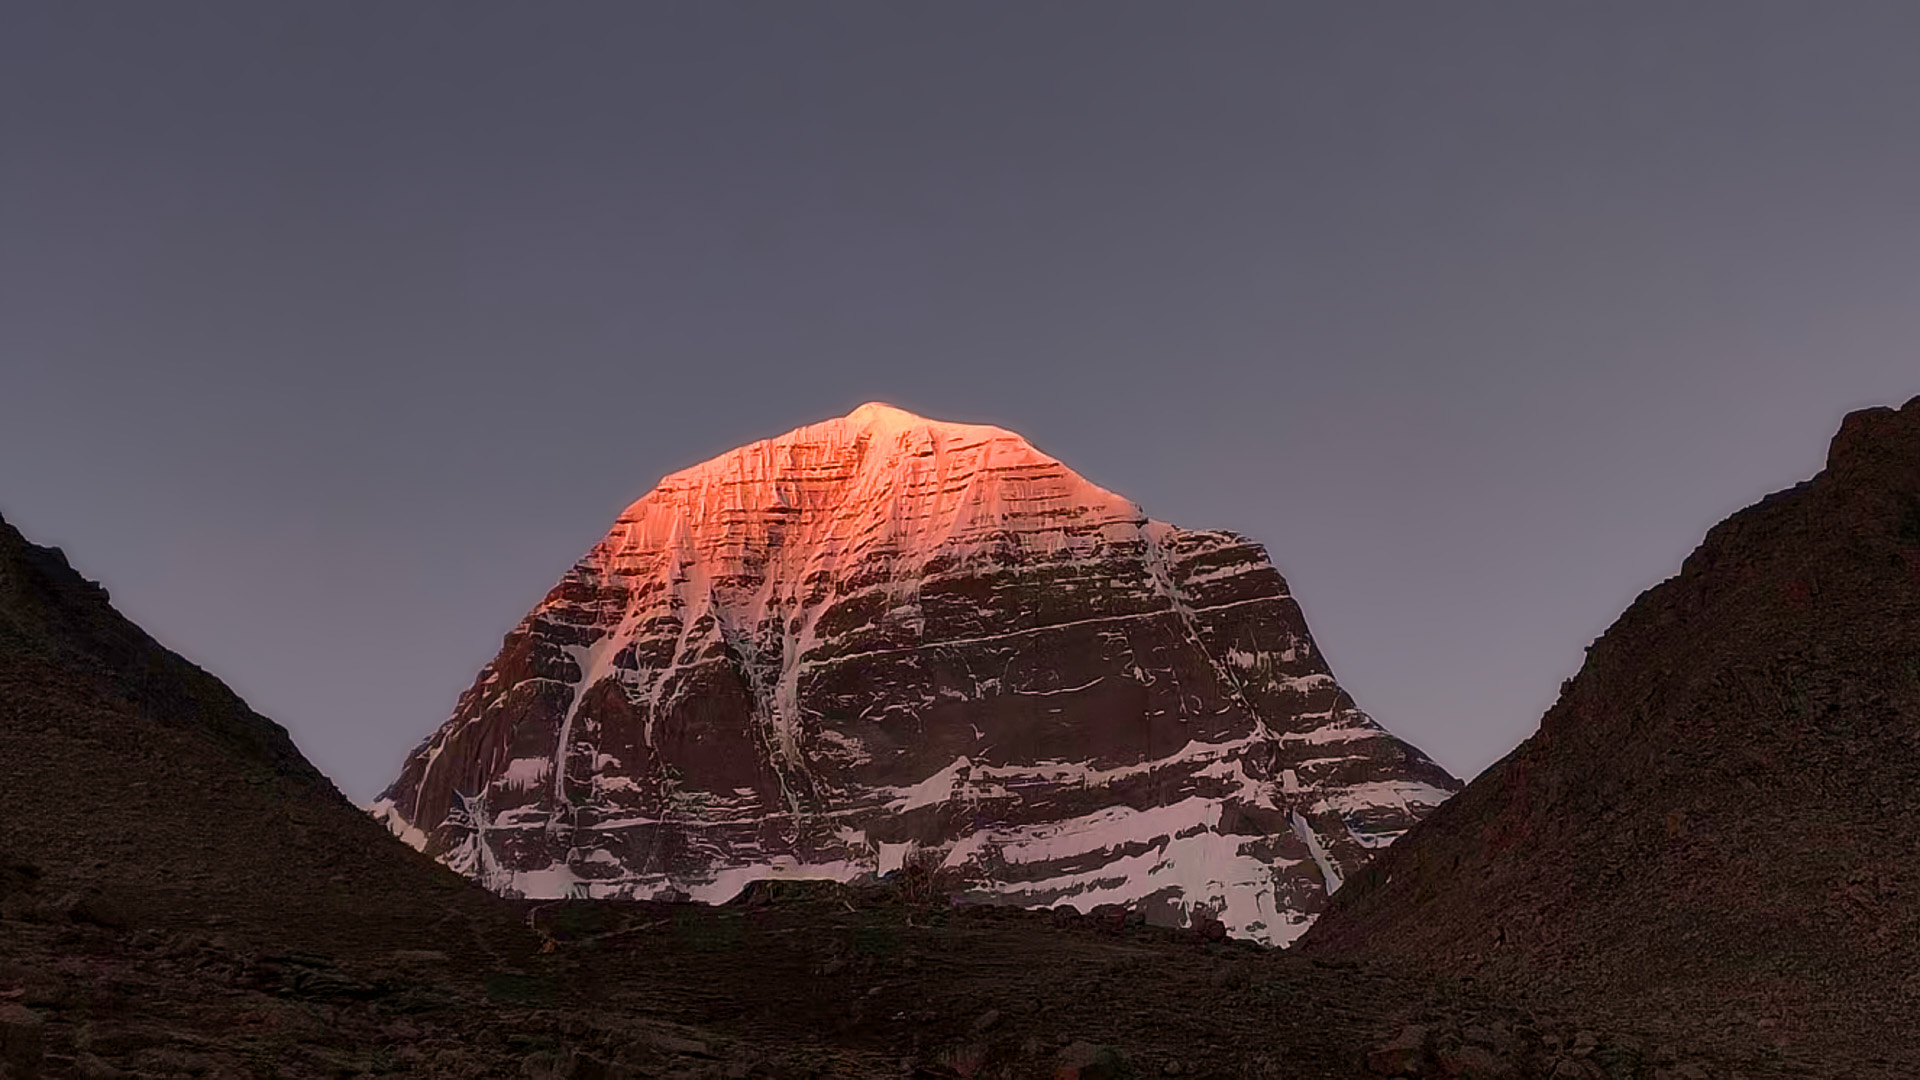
[0,510,531,965]
[0,521,316,784]
[374,404,1459,943]
[1302,396,1920,1070]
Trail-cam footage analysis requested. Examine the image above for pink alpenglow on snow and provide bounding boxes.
[373,403,1459,943]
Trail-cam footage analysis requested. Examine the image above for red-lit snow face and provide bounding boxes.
[373,403,1459,944]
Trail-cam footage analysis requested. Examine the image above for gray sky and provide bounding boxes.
[5,3,1917,803]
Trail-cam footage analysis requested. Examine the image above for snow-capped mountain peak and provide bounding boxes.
[374,406,1458,943]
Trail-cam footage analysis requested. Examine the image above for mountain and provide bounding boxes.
[0,510,527,963]
[1301,397,1920,1065]
[374,402,1457,944]
[0,509,619,1078]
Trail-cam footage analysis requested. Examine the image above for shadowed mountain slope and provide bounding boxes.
[1302,397,1920,1067]
[0,510,530,964]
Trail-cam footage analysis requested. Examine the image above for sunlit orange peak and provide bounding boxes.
[843,400,920,426]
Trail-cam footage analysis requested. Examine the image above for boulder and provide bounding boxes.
[0,1006,42,1080]
[1365,1025,1432,1076]
[1055,1041,1131,1080]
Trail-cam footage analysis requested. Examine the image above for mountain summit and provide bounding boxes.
[375,404,1457,943]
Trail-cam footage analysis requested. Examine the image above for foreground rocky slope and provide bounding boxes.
[0,512,529,967]
[0,510,553,1077]
[376,404,1457,943]
[1303,397,1920,1073]
[10,859,1756,1080]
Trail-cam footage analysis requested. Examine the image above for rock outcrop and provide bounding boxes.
[375,403,1457,943]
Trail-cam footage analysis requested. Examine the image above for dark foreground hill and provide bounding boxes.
[1304,397,1920,1074]
[0,510,532,964]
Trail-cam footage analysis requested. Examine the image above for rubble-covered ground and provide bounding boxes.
[1,867,1813,1080]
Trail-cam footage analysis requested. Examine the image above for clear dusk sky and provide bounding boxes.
[4,3,1918,803]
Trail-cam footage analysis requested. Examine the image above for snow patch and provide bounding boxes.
[499,757,553,792]
[1290,810,1343,894]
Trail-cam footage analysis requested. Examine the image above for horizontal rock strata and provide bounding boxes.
[375,403,1457,944]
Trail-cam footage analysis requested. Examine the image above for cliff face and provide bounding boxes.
[376,403,1456,943]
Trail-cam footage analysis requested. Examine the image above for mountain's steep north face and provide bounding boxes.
[375,403,1457,943]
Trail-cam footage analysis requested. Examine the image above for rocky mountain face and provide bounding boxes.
[1302,397,1920,1067]
[375,403,1457,944]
